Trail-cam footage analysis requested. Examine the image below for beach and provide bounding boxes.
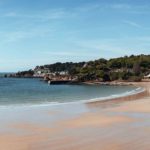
[0,81,149,150]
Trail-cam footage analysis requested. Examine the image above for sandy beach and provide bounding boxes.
[0,82,149,150]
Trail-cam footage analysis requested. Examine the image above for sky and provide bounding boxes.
[0,0,150,72]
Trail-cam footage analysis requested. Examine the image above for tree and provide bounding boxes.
[103,74,111,81]
[133,62,141,75]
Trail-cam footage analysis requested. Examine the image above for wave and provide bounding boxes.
[0,86,145,109]
[81,86,145,103]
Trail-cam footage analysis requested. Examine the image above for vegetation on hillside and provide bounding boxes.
[13,54,150,82]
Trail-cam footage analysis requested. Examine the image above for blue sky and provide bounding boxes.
[0,0,150,72]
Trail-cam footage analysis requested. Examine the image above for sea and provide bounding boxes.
[0,77,143,107]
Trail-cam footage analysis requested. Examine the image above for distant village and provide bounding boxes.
[33,66,79,83]
[6,65,80,84]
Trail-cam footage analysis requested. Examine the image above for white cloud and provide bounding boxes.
[42,50,102,58]
[4,12,17,17]
[123,20,142,28]
[1,8,73,21]
[70,37,150,58]
[75,3,101,12]
[110,4,131,9]
[0,28,53,43]
[72,39,127,53]
[43,51,78,56]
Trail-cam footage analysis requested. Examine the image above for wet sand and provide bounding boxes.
[0,82,149,150]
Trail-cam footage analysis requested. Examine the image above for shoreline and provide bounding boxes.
[87,81,150,107]
[0,82,144,109]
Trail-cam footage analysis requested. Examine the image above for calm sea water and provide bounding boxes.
[0,78,141,106]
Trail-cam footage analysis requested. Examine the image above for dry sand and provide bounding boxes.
[0,82,149,150]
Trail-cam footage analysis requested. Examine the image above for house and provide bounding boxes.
[144,73,150,79]
[33,67,51,77]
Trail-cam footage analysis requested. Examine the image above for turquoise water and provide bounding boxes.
[0,78,141,106]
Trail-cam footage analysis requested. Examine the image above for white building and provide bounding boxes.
[144,74,150,79]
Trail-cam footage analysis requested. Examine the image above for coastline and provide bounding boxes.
[0,77,143,108]
[0,81,144,108]
[0,81,149,150]
[87,81,149,107]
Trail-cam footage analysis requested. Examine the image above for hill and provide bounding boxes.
[11,54,150,82]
